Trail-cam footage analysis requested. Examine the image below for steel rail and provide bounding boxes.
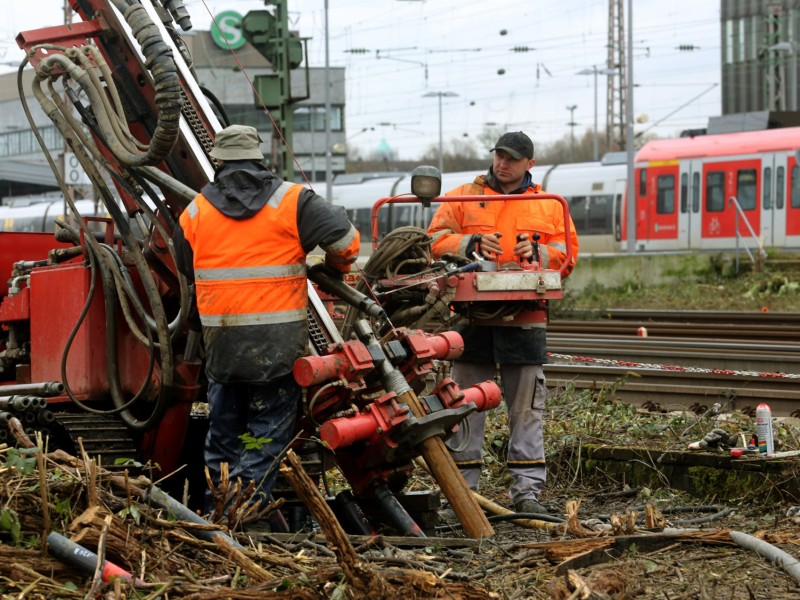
[543,364,799,416]
[548,335,800,374]
[549,320,799,341]
[556,309,800,326]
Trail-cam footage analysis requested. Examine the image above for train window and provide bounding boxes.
[638,169,647,196]
[777,167,785,209]
[764,167,772,209]
[587,195,613,234]
[387,205,412,231]
[567,195,612,235]
[680,173,688,213]
[656,175,675,214]
[568,196,588,233]
[692,172,700,213]
[349,208,372,242]
[792,166,800,208]
[706,171,725,212]
[736,169,756,210]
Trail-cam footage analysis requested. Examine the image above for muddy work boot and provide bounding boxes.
[514,498,549,515]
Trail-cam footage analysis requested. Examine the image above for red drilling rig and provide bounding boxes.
[2,0,571,539]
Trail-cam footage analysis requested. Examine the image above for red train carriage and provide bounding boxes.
[628,127,800,252]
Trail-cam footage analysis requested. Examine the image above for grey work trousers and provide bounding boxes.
[445,362,547,504]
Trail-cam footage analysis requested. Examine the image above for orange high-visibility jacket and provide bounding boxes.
[428,176,578,277]
[179,181,359,382]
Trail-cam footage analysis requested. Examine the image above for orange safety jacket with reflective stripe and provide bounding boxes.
[428,176,579,277]
[427,174,579,364]
[180,182,311,382]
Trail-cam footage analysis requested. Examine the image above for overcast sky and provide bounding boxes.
[3,0,721,160]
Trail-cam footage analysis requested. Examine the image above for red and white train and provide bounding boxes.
[1,127,798,255]
[628,127,799,253]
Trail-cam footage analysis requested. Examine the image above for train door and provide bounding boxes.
[700,159,760,250]
[760,154,785,248]
[679,159,703,249]
[786,152,800,247]
[636,161,680,250]
[613,175,625,246]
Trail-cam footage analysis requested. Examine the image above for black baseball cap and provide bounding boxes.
[490,131,534,160]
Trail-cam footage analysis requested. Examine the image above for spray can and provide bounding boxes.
[755,402,774,456]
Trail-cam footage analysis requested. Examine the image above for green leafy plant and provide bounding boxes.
[114,457,145,468]
[239,432,273,451]
[117,503,142,525]
[2,447,39,475]
[0,508,22,544]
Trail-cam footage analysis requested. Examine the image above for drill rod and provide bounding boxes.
[398,388,495,538]
[352,317,495,538]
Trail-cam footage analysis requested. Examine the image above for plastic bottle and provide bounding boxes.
[755,402,774,456]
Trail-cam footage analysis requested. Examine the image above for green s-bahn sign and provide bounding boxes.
[210,11,246,50]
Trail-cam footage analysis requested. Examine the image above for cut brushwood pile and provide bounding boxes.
[1,420,799,599]
[0,434,497,598]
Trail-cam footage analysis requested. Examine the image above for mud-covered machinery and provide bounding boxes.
[0,0,514,539]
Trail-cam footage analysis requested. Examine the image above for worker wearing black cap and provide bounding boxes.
[428,131,579,516]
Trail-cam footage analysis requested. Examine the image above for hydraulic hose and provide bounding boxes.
[22,0,195,430]
[97,244,158,420]
[108,0,183,166]
[341,226,433,339]
[729,530,800,585]
[25,57,175,432]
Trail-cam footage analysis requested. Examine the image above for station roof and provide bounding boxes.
[0,160,59,202]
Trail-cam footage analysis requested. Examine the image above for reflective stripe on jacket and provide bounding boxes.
[183,182,308,327]
[427,176,579,277]
[179,183,308,382]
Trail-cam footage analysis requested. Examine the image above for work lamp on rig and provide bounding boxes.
[410,165,441,207]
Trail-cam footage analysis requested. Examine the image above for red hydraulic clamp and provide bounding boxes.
[318,376,501,452]
[293,339,375,388]
[429,377,501,413]
[392,328,464,379]
[320,390,411,450]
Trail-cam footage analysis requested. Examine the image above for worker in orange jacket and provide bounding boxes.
[428,131,578,516]
[173,125,359,510]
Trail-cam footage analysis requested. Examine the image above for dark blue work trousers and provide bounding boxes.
[204,374,300,508]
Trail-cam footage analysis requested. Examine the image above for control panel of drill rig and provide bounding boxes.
[0,0,572,540]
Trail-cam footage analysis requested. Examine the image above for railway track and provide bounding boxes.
[548,336,800,374]
[544,310,800,417]
[543,363,799,417]
[549,320,798,341]
[552,309,800,340]
[558,308,800,325]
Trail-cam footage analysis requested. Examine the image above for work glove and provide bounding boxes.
[307,261,344,282]
[687,428,740,450]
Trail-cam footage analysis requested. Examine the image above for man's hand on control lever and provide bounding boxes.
[479,232,504,259]
[514,233,533,262]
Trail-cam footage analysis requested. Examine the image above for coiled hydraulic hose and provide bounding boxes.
[17,0,196,431]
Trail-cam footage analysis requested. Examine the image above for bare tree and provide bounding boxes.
[421,137,485,172]
[476,125,506,153]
